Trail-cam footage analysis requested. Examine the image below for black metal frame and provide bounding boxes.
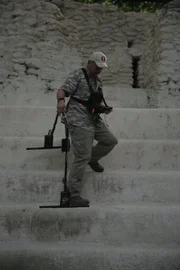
[26,112,85,208]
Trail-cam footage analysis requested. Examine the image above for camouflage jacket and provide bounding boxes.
[60,68,103,131]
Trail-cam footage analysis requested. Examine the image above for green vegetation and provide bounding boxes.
[75,0,171,12]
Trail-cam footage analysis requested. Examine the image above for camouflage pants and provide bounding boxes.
[68,121,118,196]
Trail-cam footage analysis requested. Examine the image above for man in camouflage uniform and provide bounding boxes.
[57,52,118,207]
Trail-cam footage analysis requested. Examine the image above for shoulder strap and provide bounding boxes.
[81,68,94,93]
[82,68,108,106]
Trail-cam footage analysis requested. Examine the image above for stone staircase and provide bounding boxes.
[0,87,180,269]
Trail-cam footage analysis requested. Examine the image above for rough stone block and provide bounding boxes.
[1,169,180,204]
[0,241,179,270]
[1,137,180,171]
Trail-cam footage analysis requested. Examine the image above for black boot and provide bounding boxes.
[70,195,90,207]
[88,161,104,172]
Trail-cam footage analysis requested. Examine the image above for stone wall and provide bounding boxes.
[0,0,82,105]
[141,0,180,107]
[141,16,161,90]
[1,0,180,107]
[61,0,154,86]
[0,0,154,105]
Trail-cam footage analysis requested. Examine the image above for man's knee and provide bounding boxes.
[105,133,118,147]
[100,136,118,147]
[75,153,91,165]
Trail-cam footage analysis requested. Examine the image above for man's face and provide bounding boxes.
[88,61,103,77]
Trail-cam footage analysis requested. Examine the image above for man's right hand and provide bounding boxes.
[104,106,113,114]
[98,104,113,114]
[57,100,65,115]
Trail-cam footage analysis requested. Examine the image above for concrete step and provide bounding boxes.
[103,86,148,108]
[0,241,180,270]
[1,169,180,204]
[1,106,180,139]
[1,203,180,245]
[0,85,148,108]
[1,137,180,171]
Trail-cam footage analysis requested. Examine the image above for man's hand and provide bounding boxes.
[104,106,113,114]
[57,100,65,115]
[104,108,113,114]
[97,104,113,114]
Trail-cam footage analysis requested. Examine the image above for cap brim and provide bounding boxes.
[95,61,108,68]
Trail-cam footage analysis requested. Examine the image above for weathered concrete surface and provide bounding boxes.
[0,0,180,268]
[0,0,154,89]
[1,169,180,204]
[1,106,180,139]
[0,86,149,107]
[0,0,81,89]
[0,204,180,245]
[0,241,179,270]
[142,0,180,107]
[1,137,180,171]
[0,0,179,108]
[63,0,154,87]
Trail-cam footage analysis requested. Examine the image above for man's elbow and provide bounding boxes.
[57,89,66,98]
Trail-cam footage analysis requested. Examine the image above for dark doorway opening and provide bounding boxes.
[128,40,133,48]
[132,56,140,88]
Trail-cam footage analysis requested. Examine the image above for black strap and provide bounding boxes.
[81,68,108,107]
[81,68,94,93]
[71,96,88,106]
[67,68,108,110]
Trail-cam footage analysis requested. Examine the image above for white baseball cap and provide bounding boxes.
[89,51,108,68]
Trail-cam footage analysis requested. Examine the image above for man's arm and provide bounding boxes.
[56,69,80,113]
[56,89,66,114]
[57,89,65,101]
